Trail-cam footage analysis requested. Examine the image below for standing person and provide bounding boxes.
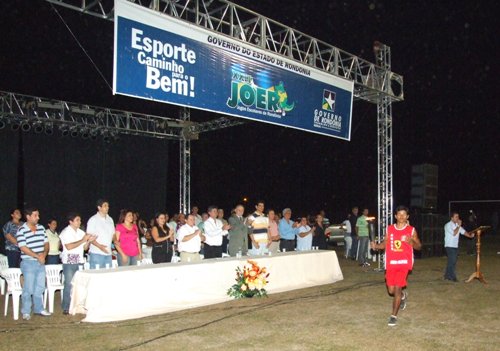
[342,214,352,258]
[16,207,51,319]
[177,214,205,262]
[371,205,422,327]
[114,209,142,266]
[87,199,115,269]
[59,213,96,315]
[267,209,281,254]
[150,212,174,263]
[228,205,249,257]
[218,208,229,254]
[444,212,475,282]
[2,208,23,267]
[246,201,269,254]
[356,208,370,267]
[348,207,359,259]
[297,217,314,251]
[191,206,203,226]
[313,213,328,250]
[45,218,61,264]
[203,206,231,259]
[279,208,300,252]
[319,210,330,227]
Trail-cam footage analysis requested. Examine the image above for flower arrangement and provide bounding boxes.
[227,260,269,299]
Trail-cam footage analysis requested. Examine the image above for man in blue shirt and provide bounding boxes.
[278,208,299,252]
[17,207,51,320]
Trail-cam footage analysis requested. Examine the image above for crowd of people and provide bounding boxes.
[1,199,346,319]
[3,199,480,326]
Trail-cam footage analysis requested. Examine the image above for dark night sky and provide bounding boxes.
[0,1,498,222]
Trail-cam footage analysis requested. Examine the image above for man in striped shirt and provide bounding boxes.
[16,207,51,320]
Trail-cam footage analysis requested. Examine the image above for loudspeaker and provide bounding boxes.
[410,164,438,210]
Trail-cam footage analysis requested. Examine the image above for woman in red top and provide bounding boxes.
[114,209,143,266]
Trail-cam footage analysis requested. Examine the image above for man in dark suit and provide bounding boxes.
[228,205,248,257]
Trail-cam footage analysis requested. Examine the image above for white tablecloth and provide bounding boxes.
[70,250,343,322]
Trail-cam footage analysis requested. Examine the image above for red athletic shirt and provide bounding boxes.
[385,224,415,270]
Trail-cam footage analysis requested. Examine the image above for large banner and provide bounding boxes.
[114,0,353,140]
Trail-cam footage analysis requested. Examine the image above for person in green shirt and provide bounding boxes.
[356,208,370,267]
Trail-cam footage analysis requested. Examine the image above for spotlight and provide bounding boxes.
[33,122,44,134]
[11,120,20,131]
[101,129,111,143]
[59,125,69,136]
[21,120,31,132]
[44,124,53,135]
[70,127,79,138]
[90,129,99,140]
[81,128,89,139]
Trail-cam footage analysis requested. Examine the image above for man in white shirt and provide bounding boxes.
[60,213,96,314]
[177,214,205,262]
[444,212,475,282]
[297,217,314,251]
[87,199,115,269]
[203,206,231,259]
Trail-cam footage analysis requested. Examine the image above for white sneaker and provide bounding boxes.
[35,310,51,317]
[22,314,31,320]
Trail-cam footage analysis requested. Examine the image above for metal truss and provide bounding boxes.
[0,91,191,140]
[375,43,393,272]
[189,116,244,134]
[44,0,401,228]
[46,0,403,104]
[179,107,191,214]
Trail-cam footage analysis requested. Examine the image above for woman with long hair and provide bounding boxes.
[151,212,174,263]
[114,209,142,266]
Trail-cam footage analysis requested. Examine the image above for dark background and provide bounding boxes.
[0,1,498,226]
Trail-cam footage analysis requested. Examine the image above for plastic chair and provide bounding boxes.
[140,258,153,265]
[2,268,23,320]
[0,255,9,295]
[44,264,64,314]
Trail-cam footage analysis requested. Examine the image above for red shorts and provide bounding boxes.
[385,269,409,287]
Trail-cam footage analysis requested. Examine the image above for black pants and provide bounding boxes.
[204,244,222,259]
[152,243,172,263]
[280,239,295,252]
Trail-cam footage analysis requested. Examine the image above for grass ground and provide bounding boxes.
[1,237,499,351]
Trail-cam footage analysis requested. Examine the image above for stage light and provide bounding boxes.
[11,120,20,131]
[80,128,90,139]
[44,123,54,135]
[90,129,99,140]
[21,120,31,132]
[70,127,79,138]
[59,125,69,136]
[33,122,44,134]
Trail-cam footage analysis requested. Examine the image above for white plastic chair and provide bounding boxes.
[44,264,64,314]
[2,268,23,320]
[0,255,9,295]
[140,258,153,265]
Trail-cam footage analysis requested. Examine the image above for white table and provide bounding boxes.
[70,250,343,322]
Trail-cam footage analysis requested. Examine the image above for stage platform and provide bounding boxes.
[70,250,343,322]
